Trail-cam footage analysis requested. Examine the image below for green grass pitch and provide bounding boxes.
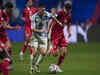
[7,42,100,75]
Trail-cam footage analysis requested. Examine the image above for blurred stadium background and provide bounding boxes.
[0,0,100,43]
[0,0,100,75]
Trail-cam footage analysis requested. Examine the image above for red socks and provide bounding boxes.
[21,42,32,55]
[22,42,27,53]
[57,55,64,67]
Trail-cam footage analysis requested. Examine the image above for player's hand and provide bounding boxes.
[68,29,71,38]
[40,29,45,33]
[52,16,62,26]
[67,28,71,38]
[15,25,21,30]
[68,32,71,38]
[45,30,49,33]
[21,17,26,21]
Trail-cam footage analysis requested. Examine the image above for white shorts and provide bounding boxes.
[30,36,48,50]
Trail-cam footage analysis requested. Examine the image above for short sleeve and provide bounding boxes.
[30,14,36,29]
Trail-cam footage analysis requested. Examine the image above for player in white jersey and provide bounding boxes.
[30,4,51,73]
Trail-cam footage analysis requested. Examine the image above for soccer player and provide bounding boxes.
[49,3,72,72]
[30,4,51,73]
[0,44,13,75]
[0,2,20,57]
[19,0,37,61]
[47,7,58,54]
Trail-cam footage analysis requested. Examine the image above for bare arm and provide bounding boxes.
[21,9,26,21]
[2,21,21,30]
[47,19,53,32]
[4,25,20,30]
[21,16,25,21]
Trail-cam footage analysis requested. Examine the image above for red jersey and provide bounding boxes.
[22,7,37,28]
[51,10,71,40]
[0,10,11,37]
[22,7,37,37]
[0,10,11,43]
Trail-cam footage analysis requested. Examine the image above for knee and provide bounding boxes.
[25,34,30,41]
[32,48,37,56]
[41,49,46,56]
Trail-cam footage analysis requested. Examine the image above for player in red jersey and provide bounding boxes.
[47,7,58,54]
[19,0,37,71]
[0,2,20,57]
[0,44,13,75]
[19,0,37,60]
[49,3,72,72]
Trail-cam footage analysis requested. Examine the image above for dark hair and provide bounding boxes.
[38,4,45,8]
[26,0,30,3]
[65,3,72,10]
[5,2,13,8]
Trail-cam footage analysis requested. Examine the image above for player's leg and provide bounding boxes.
[47,38,53,55]
[49,38,59,56]
[0,50,13,75]
[27,30,35,66]
[0,42,7,51]
[30,47,37,73]
[56,36,68,72]
[0,42,11,59]
[0,61,9,75]
[19,31,30,60]
[47,30,54,55]
[29,37,38,73]
[56,47,66,72]
[0,59,13,75]
[34,37,48,72]
[1,36,12,57]
[5,39,12,56]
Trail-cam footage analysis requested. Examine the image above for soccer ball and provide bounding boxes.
[48,64,57,74]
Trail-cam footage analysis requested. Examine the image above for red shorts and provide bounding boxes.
[24,26,32,38]
[0,36,8,44]
[51,35,68,48]
[0,61,10,75]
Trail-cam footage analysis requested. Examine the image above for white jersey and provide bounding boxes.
[30,11,51,38]
[30,11,51,49]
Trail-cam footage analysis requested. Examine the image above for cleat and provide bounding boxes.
[34,65,40,73]
[6,66,14,70]
[55,65,63,72]
[29,68,35,74]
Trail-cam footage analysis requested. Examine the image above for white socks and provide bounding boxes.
[35,54,44,66]
[30,55,35,69]
[20,52,23,55]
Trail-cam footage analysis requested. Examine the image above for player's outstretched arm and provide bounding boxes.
[21,16,25,21]
[4,24,21,30]
[67,23,71,38]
